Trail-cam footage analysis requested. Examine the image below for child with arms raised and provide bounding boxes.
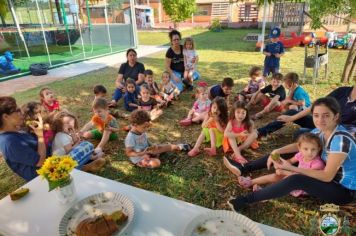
[248,73,286,119]
[52,111,106,172]
[188,97,228,157]
[223,101,258,164]
[238,133,325,196]
[125,110,190,168]
[179,86,211,126]
[80,98,119,156]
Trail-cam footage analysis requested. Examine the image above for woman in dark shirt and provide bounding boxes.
[165,30,187,92]
[111,49,145,105]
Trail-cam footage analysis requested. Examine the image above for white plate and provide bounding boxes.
[59,192,134,236]
[182,210,265,236]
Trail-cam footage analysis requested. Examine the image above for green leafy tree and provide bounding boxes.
[162,0,196,28]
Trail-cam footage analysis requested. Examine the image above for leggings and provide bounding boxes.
[240,174,355,205]
[232,153,295,175]
[257,109,315,137]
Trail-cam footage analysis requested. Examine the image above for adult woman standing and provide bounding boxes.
[0,97,46,181]
[226,97,355,210]
[111,48,145,105]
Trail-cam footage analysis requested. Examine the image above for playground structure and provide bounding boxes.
[0,0,137,81]
[303,44,329,86]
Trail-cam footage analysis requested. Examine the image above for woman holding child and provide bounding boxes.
[0,97,46,181]
[226,97,356,210]
[111,49,146,105]
[165,30,199,92]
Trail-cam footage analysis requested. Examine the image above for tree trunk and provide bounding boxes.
[0,14,6,27]
[341,39,356,83]
[55,0,63,24]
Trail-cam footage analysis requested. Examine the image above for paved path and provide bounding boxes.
[0,45,167,96]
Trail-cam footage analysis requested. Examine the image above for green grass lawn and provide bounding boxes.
[1,28,354,235]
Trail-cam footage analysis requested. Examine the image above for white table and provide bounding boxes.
[0,170,300,236]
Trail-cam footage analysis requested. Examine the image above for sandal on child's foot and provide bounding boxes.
[188,149,200,157]
[238,176,253,189]
[204,148,217,156]
[232,154,248,164]
[179,118,192,126]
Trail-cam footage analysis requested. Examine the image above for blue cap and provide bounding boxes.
[270,27,281,38]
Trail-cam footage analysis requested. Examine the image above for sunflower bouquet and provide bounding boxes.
[37,156,78,191]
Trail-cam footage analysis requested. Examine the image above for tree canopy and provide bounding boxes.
[162,0,196,26]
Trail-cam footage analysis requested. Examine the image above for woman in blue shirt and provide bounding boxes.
[227,97,355,211]
[0,97,46,181]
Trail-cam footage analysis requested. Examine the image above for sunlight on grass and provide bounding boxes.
[1,28,353,234]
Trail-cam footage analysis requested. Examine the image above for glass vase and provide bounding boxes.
[54,176,76,204]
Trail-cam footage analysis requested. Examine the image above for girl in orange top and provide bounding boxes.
[188,97,228,157]
[223,101,258,164]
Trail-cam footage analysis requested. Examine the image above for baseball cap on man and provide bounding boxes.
[270,27,281,38]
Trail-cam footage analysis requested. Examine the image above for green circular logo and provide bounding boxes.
[320,215,339,235]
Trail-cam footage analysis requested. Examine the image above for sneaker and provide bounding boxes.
[223,156,242,177]
[179,118,192,126]
[178,143,191,152]
[227,198,239,213]
[227,197,247,212]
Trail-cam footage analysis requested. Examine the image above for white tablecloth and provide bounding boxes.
[0,170,300,236]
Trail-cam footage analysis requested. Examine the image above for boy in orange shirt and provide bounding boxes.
[80,98,119,156]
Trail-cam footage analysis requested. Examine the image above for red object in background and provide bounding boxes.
[279,32,304,48]
[303,36,312,45]
[319,36,328,44]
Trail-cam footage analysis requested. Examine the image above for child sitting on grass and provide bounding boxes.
[93,84,129,120]
[124,78,139,112]
[238,133,325,196]
[282,72,311,111]
[80,98,119,156]
[236,66,265,103]
[144,69,166,106]
[222,101,258,164]
[138,84,163,121]
[93,85,107,100]
[52,111,106,172]
[124,110,190,168]
[179,86,211,126]
[209,77,234,100]
[39,87,60,113]
[247,73,286,119]
[160,71,180,103]
[188,97,228,157]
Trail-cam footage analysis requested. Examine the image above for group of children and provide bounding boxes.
[19,30,327,198]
